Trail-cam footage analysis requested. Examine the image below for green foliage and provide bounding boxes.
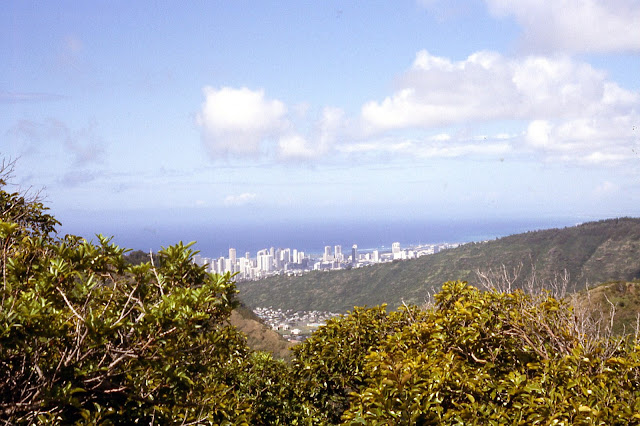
[0,174,252,423]
[1,240,251,422]
[342,282,640,425]
[291,304,427,424]
[231,351,316,425]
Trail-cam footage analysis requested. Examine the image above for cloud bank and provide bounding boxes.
[360,50,638,163]
[198,51,638,166]
[362,50,636,130]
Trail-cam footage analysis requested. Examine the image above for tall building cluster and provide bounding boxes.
[194,247,308,281]
[193,241,460,282]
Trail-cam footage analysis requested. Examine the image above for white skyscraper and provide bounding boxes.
[229,248,237,273]
[323,246,333,262]
[392,242,402,260]
[281,248,291,264]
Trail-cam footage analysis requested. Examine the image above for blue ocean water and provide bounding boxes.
[72,216,578,258]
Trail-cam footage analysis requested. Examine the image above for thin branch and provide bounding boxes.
[56,286,85,323]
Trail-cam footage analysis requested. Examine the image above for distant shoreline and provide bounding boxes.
[60,216,581,258]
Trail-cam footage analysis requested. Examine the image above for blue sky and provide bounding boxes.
[2,1,640,245]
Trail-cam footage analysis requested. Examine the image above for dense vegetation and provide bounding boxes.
[3,162,640,424]
[239,218,640,312]
[126,246,294,360]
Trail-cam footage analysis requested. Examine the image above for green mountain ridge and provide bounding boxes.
[238,217,640,312]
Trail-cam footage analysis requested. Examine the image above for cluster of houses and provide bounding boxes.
[252,307,340,341]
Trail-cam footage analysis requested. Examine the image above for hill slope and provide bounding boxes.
[572,279,640,336]
[238,218,640,312]
[229,304,295,360]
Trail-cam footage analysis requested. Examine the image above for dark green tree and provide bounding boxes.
[0,162,251,423]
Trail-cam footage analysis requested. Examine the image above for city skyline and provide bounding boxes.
[2,1,639,249]
[193,240,457,281]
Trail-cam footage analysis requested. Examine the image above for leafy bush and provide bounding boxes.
[342,281,640,425]
[0,171,251,423]
[291,304,427,424]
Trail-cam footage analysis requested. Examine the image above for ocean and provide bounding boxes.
[63,216,579,259]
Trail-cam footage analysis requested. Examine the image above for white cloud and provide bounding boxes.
[359,50,639,164]
[276,107,346,160]
[197,51,637,167]
[317,107,345,150]
[223,192,257,206]
[362,50,637,133]
[337,135,511,159]
[197,86,288,157]
[523,115,638,164]
[197,87,350,161]
[278,134,316,159]
[485,0,640,53]
[526,120,552,148]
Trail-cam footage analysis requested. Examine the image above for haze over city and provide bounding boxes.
[2,1,639,251]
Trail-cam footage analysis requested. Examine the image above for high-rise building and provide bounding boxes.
[229,248,237,273]
[264,254,273,272]
[203,257,212,272]
[352,244,358,266]
[392,242,402,260]
[323,245,333,262]
[334,245,342,262]
[372,250,380,262]
[281,248,291,263]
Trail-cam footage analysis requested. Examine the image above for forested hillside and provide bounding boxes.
[239,218,640,312]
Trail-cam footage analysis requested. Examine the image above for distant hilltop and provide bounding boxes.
[238,217,640,313]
